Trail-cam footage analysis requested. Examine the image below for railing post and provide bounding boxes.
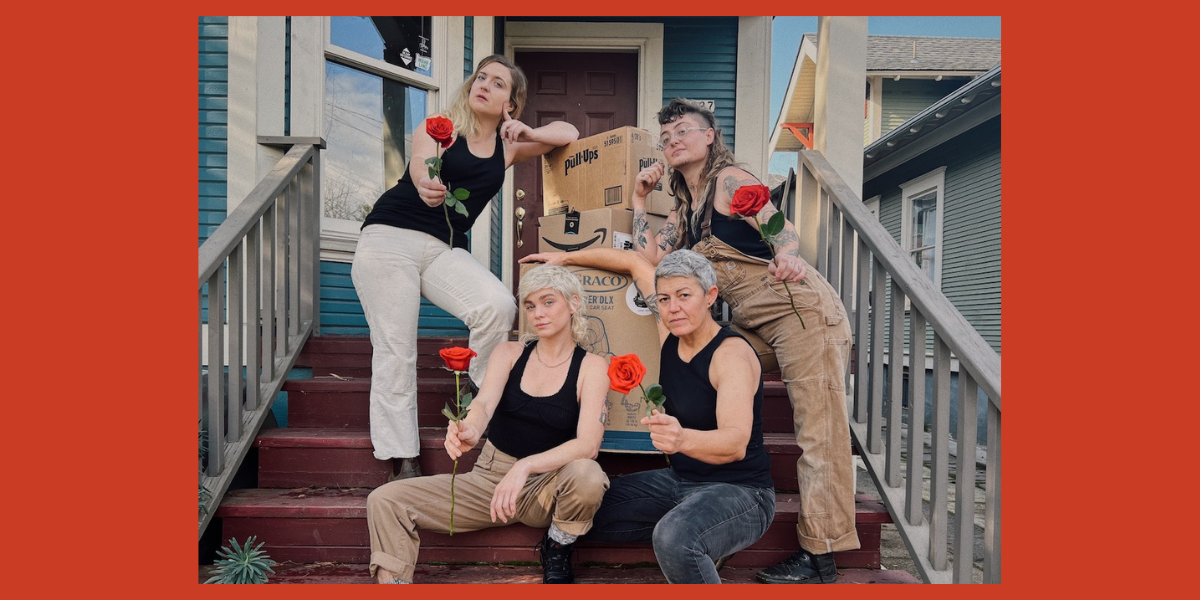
[306,152,322,335]
[867,255,885,453]
[227,242,244,443]
[261,203,276,384]
[796,161,821,268]
[854,235,870,426]
[929,335,952,570]
[954,371,979,583]
[205,265,225,477]
[276,192,289,358]
[289,177,301,338]
[985,401,1002,583]
[246,221,262,410]
[886,277,905,487]
[905,308,927,527]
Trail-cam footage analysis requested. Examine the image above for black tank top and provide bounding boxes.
[487,343,586,459]
[361,131,506,249]
[687,209,775,260]
[660,327,773,488]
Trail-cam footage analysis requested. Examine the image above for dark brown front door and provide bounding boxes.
[510,51,639,293]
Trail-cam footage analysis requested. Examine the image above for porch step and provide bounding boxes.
[201,562,919,584]
[255,427,804,490]
[284,371,797,433]
[215,487,887,569]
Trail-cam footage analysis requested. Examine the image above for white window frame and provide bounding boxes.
[315,17,458,262]
[899,167,946,292]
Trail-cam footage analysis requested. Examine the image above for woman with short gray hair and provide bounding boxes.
[522,248,775,584]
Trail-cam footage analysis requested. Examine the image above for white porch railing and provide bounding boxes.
[198,137,324,538]
[797,149,1001,583]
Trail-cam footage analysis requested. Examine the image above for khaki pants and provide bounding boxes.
[367,441,610,581]
[692,236,860,554]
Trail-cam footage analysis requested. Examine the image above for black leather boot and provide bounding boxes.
[755,548,838,583]
[539,530,575,584]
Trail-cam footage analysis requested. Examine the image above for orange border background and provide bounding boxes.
[11,3,1183,598]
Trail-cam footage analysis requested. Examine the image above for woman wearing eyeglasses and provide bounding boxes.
[530,98,858,584]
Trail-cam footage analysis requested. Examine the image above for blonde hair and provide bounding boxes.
[517,265,589,345]
[443,54,529,140]
[656,98,743,240]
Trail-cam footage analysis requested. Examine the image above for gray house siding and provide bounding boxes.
[880,79,962,138]
[868,116,1001,356]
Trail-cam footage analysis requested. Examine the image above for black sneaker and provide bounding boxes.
[756,548,838,584]
[538,531,575,584]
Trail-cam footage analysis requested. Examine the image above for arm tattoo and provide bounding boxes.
[722,174,761,199]
[633,210,650,251]
[658,219,681,251]
[773,227,800,254]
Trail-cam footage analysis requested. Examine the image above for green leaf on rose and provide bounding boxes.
[453,188,470,200]
[453,200,470,217]
[445,195,457,207]
[645,383,664,404]
[763,211,785,237]
[429,167,438,180]
[442,405,458,421]
[461,392,473,408]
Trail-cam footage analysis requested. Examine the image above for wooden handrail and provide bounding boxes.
[796,148,1001,583]
[198,139,323,538]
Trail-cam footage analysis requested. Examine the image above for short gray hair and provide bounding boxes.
[517,265,588,344]
[655,249,717,292]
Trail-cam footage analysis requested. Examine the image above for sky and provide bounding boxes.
[768,16,1002,174]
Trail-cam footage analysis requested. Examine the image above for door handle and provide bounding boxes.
[515,206,526,248]
[516,189,526,201]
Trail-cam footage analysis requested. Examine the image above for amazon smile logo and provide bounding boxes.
[541,227,608,252]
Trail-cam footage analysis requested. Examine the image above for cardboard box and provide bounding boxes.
[538,208,634,254]
[542,126,675,217]
[518,263,661,450]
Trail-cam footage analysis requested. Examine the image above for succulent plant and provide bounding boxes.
[204,536,276,584]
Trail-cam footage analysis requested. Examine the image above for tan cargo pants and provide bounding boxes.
[692,236,860,554]
[367,441,610,581]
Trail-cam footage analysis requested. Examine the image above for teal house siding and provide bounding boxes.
[867,116,1001,356]
[199,17,229,246]
[199,17,229,322]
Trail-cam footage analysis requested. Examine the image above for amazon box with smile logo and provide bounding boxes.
[537,208,634,254]
[518,262,661,452]
[541,126,674,217]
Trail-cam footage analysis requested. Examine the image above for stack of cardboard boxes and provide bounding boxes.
[523,126,675,452]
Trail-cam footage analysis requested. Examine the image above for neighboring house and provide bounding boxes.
[199,16,774,337]
[770,35,1000,440]
[771,34,1001,355]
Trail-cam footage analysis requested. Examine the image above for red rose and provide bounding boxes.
[607,354,647,395]
[730,184,771,218]
[439,347,477,372]
[426,116,455,149]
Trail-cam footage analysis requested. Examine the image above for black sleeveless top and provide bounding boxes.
[487,343,587,459]
[684,185,774,260]
[660,327,773,488]
[361,131,506,250]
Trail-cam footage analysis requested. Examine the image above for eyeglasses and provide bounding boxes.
[656,127,711,151]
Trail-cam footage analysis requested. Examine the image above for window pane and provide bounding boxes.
[912,248,936,283]
[323,61,427,222]
[911,191,937,249]
[331,16,433,76]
